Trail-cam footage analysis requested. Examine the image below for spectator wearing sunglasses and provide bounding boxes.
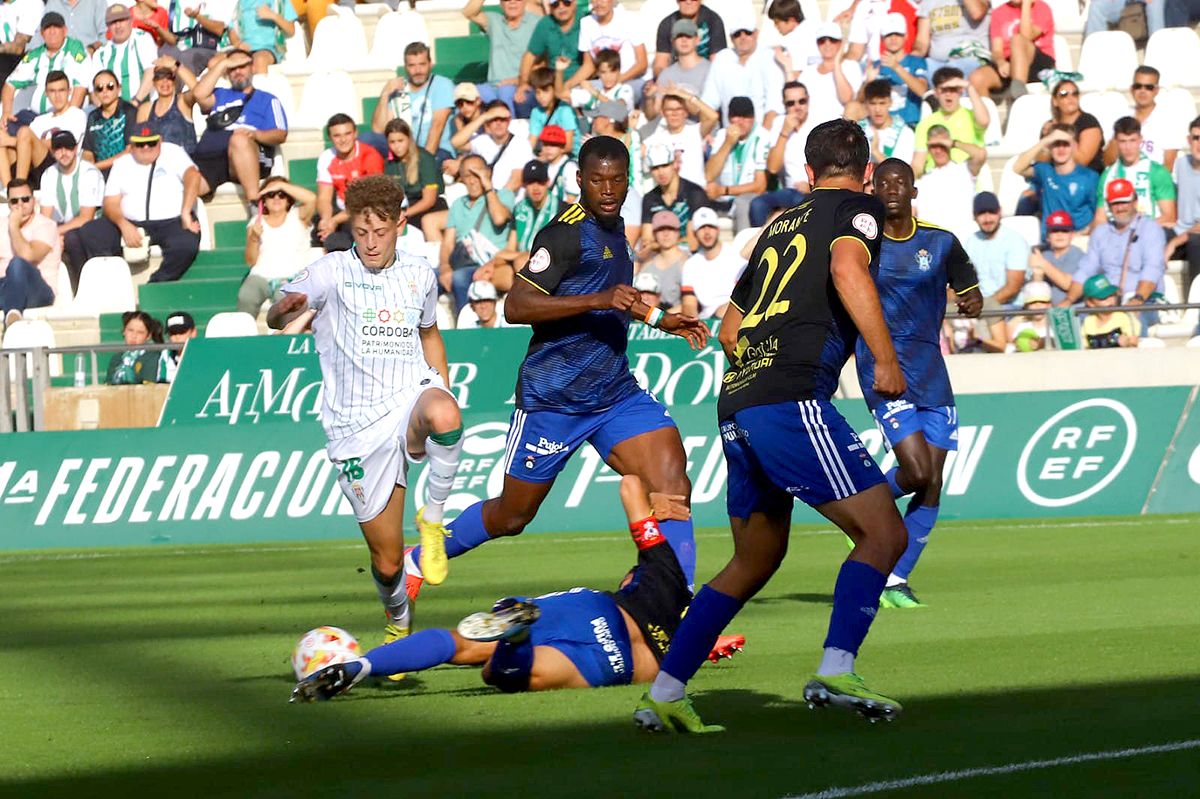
[62,127,202,287]
[1119,66,1182,170]
[749,80,815,227]
[0,178,61,326]
[238,176,316,316]
[795,23,862,127]
[911,66,988,178]
[701,5,783,127]
[135,57,200,156]
[82,69,136,175]
[1048,78,1103,173]
[651,0,726,76]
[1166,116,1200,309]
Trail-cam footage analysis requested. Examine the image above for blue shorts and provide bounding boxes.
[504,389,675,482]
[527,588,634,687]
[722,400,886,518]
[873,401,958,452]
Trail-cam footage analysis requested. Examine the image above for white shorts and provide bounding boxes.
[325,376,453,523]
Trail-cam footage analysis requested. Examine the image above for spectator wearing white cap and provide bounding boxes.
[441,82,484,178]
[913,0,990,78]
[635,209,686,311]
[645,18,711,122]
[633,269,663,309]
[456,278,512,329]
[704,95,769,232]
[700,4,783,128]
[642,85,719,187]
[862,13,927,129]
[796,23,863,126]
[37,130,104,237]
[652,0,726,77]
[680,206,747,319]
[847,0,911,63]
[1007,279,1052,351]
[641,141,711,253]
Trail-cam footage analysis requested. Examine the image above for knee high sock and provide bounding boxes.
[409,500,492,574]
[362,628,456,677]
[649,585,743,702]
[884,466,907,499]
[657,518,696,588]
[421,426,463,525]
[891,504,939,582]
[821,560,887,673]
[371,564,410,627]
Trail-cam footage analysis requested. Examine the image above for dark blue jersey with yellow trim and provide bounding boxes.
[855,219,979,410]
[514,203,642,413]
[718,187,885,418]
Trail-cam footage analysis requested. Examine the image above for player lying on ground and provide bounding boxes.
[266,176,462,660]
[404,135,710,599]
[291,476,744,701]
[633,119,912,733]
[858,158,983,608]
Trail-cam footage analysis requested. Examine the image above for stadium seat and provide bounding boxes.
[993,94,1050,157]
[433,36,489,82]
[354,2,393,17]
[138,277,241,312]
[996,156,1028,216]
[975,163,994,194]
[1075,31,1138,92]
[73,257,136,315]
[1001,215,1041,248]
[204,311,260,338]
[1045,0,1084,33]
[1187,334,1200,347]
[1052,34,1073,72]
[1144,28,1200,88]
[637,0,678,49]
[291,14,369,73]
[213,220,247,249]
[294,70,360,129]
[2,319,61,380]
[280,24,308,68]
[253,73,298,128]
[1080,91,1131,141]
[1150,274,1200,338]
[1136,336,1166,348]
[1156,87,1197,134]
[288,157,319,188]
[370,10,429,70]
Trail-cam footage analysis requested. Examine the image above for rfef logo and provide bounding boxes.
[1016,398,1137,507]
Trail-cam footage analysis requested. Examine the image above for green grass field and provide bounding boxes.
[4,515,1199,799]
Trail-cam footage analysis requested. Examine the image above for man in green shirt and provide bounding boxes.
[463,0,539,117]
[517,0,580,111]
[1094,116,1177,228]
[912,66,990,177]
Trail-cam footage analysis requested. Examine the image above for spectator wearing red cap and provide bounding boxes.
[1095,116,1177,229]
[1066,178,1167,321]
[1029,210,1084,305]
[1011,122,1098,239]
[535,124,579,206]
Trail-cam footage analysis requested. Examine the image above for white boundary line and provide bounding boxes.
[783,739,1200,799]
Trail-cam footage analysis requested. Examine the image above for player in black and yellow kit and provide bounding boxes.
[635,119,912,732]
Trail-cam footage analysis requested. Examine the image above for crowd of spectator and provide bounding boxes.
[2,0,1199,351]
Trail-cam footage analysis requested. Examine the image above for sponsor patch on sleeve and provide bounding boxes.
[852,212,878,240]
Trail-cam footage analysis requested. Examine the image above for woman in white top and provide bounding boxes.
[238,176,317,316]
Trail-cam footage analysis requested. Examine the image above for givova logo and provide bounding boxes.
[1017,398,1137,507]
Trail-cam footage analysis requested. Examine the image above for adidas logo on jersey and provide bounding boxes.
[602,246,614,259]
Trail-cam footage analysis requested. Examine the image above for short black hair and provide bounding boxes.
[805,119,869,182]
[874,157,913,182]
[325,113,355,132]
[863,78,892,102]
[45,69,68,87]
[1190,114,1200,133]
[93,69,118,87]
[1113,116,1141,137]
[595,48,621,72]
[6,177,32,193]
[404,41,430,59]
[530,66,555,90]
[1133,65,1160,82]
[579,134,630,172]
[931,66,964,87]
[782,80,806,97]
[767,0,804,23]
[483,99,509,113]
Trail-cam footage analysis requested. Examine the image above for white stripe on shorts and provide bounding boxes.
[798,401,850,500]
[812,401,857,496]
[503,409,527,474]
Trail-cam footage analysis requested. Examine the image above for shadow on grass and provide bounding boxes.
[6,676,1199,799]
[748,592,834,606]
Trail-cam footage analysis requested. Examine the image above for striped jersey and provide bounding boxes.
[855,218,978,410]
[8,39,90,113]
[90,30,158,103]
[514,202,641,413]
[281,247,440,441]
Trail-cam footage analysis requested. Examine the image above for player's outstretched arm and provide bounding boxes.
[830,239,906,398]
[267,292,309,331]
[505,275,638,324]
[630,297,710,350]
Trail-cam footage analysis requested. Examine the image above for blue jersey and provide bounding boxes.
[856,219,978,410]
[513,203,641,413]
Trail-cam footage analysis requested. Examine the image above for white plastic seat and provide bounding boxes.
[1076,31,1138,92]
[997,157,1028,216]
[1187,335,1200,347]
[1080,91,1132,140]
[974,163,994,194]
[2,319,61,379]
[1136,336,1166,348]
[1156,87,1198,134]
[1150,274,1200,338]
[289,14,368,74]
[280,23,308,67]
[73,257,136,315]
[252,72,298,128]
[1144,28,1200,88]
[205,311,260,338]
[294,70,360,129]
[1001,215,1041,248]
[370,10,429,70]
[1052,34,1073,72]
[354,3,393,17]
[1045,0,1084,33]
[638,0,678,51]
[993,94,1050,157]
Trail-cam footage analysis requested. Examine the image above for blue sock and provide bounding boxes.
[884,466,906,499]
[411,500,492,567]
[657,518,696,587]
[363,628,456,676]
[659,585,743,684]
[892,504,939,581]
[823,560,887,656]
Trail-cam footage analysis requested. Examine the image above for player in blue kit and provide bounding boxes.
[404,135,710,594]
[633,120,912,732]
[860,159,983,608]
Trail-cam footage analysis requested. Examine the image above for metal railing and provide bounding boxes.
[1,342,177,434]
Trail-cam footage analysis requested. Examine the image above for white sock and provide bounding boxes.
[649,672,687,703]
[886,573,906,588]
[422,431,464,524]
[372,565,410,627]
[817,647,855,676]
[404,546,423,580]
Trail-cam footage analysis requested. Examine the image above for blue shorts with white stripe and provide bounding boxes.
[873,400,959,452]
[721,400,886,517]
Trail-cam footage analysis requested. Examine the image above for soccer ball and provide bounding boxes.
[291,626,363,680]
